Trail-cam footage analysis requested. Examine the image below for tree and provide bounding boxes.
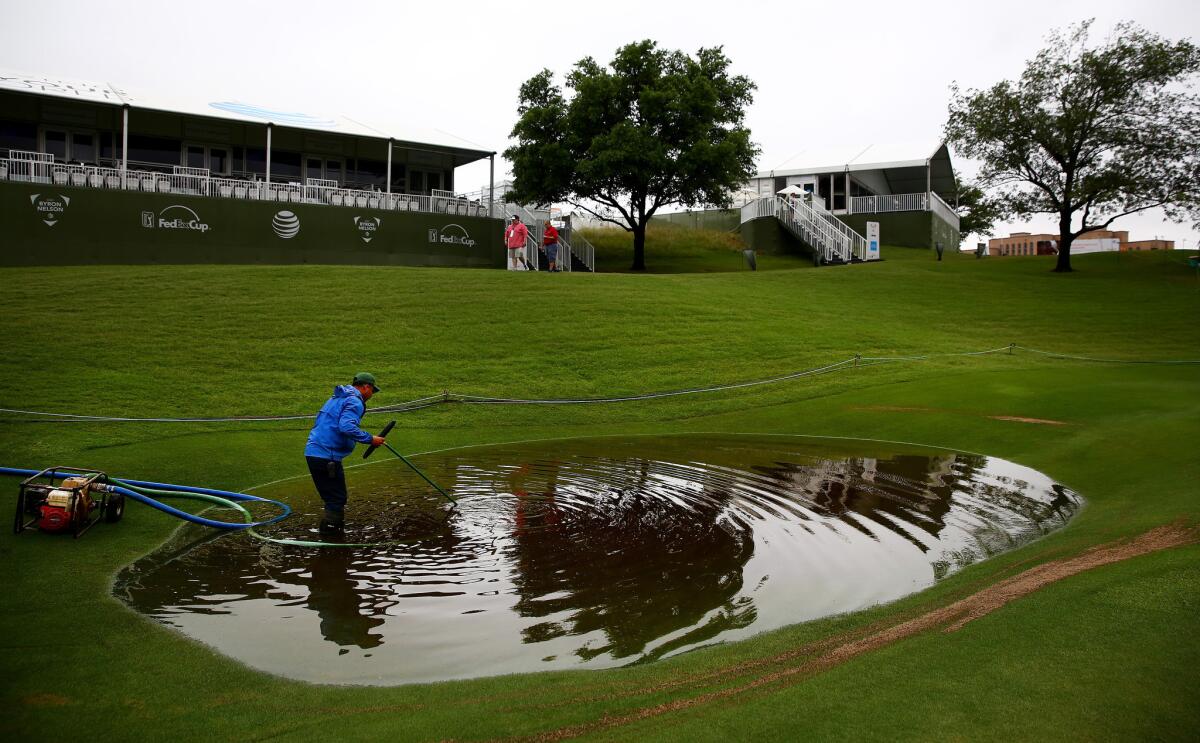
[954,180,1004,241]
[945,20,1200,272]
[505,41,759,271]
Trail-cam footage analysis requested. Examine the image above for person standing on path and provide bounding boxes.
[505,214,530,270]
[304,372,386,537]
[543,220,560,272]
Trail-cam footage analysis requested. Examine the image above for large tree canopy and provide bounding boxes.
[945,20,1200,272]
[505,40,758,270]
[954,180,1003,242]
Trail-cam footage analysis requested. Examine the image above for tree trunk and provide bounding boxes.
[1054,213,1074,272]
[631,224,647,271]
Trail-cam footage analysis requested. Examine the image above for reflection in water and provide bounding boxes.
[114,435,1081,685]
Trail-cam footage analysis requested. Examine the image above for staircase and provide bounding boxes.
[497,201,596,272]
[741,196,869,265]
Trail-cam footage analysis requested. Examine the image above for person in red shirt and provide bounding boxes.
[504,215,530,270]
[542,220,560,272]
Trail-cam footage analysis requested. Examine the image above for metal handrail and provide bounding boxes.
[929,191,961,232]
[0,151,493,220]
[808,196,869,260]
[777,195,856,263]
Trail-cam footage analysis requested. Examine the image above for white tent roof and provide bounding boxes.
[0,69,492,158]
[755,142,957,196]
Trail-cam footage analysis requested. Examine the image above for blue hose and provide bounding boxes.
[0,466,291,530]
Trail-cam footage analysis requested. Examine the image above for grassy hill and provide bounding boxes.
[579,222,812,272]
[1,246,1198,741]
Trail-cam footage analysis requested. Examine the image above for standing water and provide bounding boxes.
[115,434,1080,684]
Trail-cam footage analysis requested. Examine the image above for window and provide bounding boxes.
[186,145,206,169]
[246,147,266,176]
[127,134,181,166]
[44,130,67,162]
[0,120,37,154]
[271,150,302,181]
[183,143,231,174]
[353,158,387,189]
[303,155,344,184]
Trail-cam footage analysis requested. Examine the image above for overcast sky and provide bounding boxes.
[3,0,1198,247]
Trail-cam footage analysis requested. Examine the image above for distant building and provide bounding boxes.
[987,229,1174,257]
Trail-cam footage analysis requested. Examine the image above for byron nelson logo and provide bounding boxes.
[272,210,300,239]
[427,223,476,247]
[30,193,70,226]
[142,204,211,232]
[353,216,381,244]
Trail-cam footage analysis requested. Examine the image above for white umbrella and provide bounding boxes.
[777,184,806,196]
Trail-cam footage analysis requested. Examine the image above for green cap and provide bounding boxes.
[352,372,380,392]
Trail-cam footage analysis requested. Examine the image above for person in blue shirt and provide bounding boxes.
[305,372,386,536]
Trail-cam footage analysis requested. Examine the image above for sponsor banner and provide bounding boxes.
[2,181,504,267]
[866,221,880,260]
[428,223,477,248]
[272,210,300,239]
[353,215,381,244]
[30,193,70,226]
[142,204,211,232]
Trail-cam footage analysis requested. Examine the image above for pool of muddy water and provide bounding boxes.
[115,434,1080,684]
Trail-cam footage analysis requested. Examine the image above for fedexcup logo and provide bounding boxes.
[428,223,476,247]
[142,204,211,232]
[30,193,70,226]
[272,210,300,239]
[353,216,381,243]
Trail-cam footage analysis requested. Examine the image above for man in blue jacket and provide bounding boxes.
[305,372,386,537]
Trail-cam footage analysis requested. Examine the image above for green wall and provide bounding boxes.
[739,216,810,256]
[1,182,505,267]
[653,209,740,232]
[836,211,961,251]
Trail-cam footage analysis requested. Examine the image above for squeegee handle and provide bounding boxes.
[383,442,456,504]
[362,420,397,459]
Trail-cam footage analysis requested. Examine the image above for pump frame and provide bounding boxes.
[13,466,122,538]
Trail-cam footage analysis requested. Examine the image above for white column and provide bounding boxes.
[265,123,272,190]
[926,159,931,209]
[120,105,129,189]
[844,170,851,214]
[488,153,495,218]
[385,138,392,196]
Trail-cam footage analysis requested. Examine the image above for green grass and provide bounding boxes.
[579,222,808,273]
[1,246,1199,741]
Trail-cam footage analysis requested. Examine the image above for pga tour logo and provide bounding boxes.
[142,205,211,232]
[30,193,70,226]
[428,223,476,247]
[272,211,300,239]
[353,216,381,243]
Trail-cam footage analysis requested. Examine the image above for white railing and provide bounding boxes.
[559,229,596,272]
[740,195,777,223]
[929,191,961,232]
[4,151,54,183]
[850,192,929,214]
[778,196,853,264]
[1,149,493,220]
[848,191,960,232]
[808,195,869,261]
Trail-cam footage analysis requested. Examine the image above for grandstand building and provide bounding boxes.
[0,70,513,267]
[740,143,961,253]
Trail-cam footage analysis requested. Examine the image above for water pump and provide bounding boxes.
[13,467,124,538]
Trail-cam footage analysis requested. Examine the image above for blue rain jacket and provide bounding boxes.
[304,385,374,460]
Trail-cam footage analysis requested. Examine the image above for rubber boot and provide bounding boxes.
[319,509,345,538]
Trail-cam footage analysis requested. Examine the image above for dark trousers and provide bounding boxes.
[306,456,348,514]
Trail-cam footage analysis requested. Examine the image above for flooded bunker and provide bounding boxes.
[115,434,1081,684]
